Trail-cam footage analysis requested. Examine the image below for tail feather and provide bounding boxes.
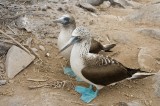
[103,43,116,52]
[127,68,156,80]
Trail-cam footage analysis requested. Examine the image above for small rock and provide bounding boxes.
[9,80,14,83]
[5,45,35,79]
[77,2,97,12]
[0,80,7,86]
[39,45,45,51]
[45,53,50,57]
[90,13,98,17]
[16,16,30,30]
[31,48,38,52]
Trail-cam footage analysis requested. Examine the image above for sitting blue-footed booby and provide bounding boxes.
[54,15,116,78]
[60,26,156,103]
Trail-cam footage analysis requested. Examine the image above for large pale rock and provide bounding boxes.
[138,47,160,71]
[127,3,160,26]
[5,45,35,79]
[136,28,160,40]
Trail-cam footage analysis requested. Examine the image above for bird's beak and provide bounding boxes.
[53,17,64,23]
[59,36,79,53]
[53,18,62,23]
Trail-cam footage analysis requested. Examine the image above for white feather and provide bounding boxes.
[127,72,156,80]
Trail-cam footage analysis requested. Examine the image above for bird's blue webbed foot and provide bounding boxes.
[63,67,83,81]
[63,67,76,77]
[75,85,98,103]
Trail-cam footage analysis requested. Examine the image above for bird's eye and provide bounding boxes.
[77,36,82,42]
[77,36,81,39]
[63,17,70,22]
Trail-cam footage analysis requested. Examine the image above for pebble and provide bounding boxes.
[31,48,38,52]
[0,80,7,86]
[39,45,45,51]
[46,53,50,57]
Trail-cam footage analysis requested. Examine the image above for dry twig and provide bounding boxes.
[106,34,111,43]
[7,25,17,35]
[27,78,47,82]
[0,29,31,55]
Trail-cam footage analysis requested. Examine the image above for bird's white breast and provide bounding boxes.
[57,28,73,60]
[70,44,104,90]
[70,44,84,75]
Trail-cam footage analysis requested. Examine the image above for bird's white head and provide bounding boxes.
[53,14,75,26]
[60,26,91,53]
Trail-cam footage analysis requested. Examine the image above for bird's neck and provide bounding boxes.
[62,23,76,31]
[72,39,91,58]
[59,24,76,40]
[58,23,76,48]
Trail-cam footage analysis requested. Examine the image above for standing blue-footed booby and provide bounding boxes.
[60,26,156,103]
[54,15,116,77]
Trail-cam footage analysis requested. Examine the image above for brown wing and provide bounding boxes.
[90,39,116,53]
[82,64,129,86]
[89,39,103,53]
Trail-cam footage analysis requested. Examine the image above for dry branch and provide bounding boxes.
[27,78,47,82]
[0,29,31,55]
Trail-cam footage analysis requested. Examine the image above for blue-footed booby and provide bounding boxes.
[54,14,116,59]
[60,26,156,103]
[54,15,116,77]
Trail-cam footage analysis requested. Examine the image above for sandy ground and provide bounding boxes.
[0,0,160,106]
